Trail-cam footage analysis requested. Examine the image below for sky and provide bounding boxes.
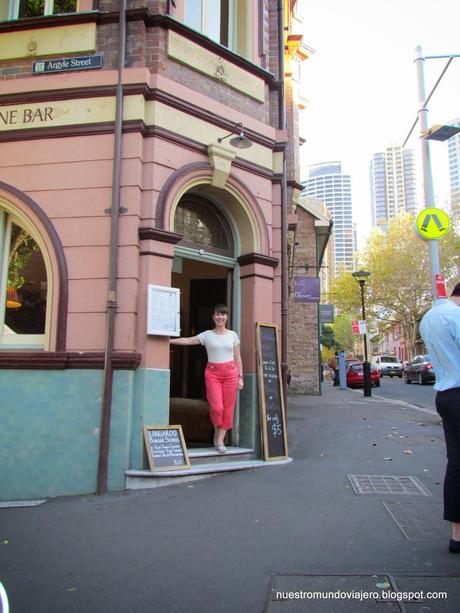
[299,0,460,245]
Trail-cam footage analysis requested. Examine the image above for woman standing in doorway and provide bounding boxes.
[170,304,244,453]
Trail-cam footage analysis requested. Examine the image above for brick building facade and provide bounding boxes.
[0,0,328,500]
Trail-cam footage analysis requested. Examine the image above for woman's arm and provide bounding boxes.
[170,336,201,346]
[233,343,244,390]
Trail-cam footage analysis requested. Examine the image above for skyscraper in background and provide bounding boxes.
[447,118,460,218]
[302,161,354,274]
[369,145,417,229]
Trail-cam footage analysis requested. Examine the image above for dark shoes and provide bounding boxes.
[449,539,460,553]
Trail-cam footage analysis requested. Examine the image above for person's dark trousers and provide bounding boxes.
[436,387,460,522]
[333,369,339,386]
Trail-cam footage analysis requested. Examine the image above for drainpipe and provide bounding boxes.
[277,0,288,405]
[96,0,127,495]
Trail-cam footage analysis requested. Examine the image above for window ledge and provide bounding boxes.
[0,351,141,370]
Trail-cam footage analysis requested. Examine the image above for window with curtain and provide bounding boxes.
[1,0,77,20]
[174,197,233,256]
[0,209,48,349]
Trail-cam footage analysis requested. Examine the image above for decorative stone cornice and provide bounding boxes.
[237,252,279,268]
[138,227,183,244]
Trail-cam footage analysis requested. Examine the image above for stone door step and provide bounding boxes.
[187,446,256,464]
[125,457,292,489]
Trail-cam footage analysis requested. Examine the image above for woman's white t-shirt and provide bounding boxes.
[197,329,240,363]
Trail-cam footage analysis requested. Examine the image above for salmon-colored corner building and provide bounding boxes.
[0,0,326,500]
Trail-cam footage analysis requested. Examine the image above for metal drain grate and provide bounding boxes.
[348,474,432,496]
[383,501,446,541]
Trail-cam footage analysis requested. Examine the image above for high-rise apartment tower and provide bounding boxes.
[369,145,417,229]
[448,118,460,218]
[302,162,354,274]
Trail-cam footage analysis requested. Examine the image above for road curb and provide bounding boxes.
[344,386,437,415]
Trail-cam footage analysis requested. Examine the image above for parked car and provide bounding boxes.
[371,355,403,378]
[404,355,436,385]
[346,361,380,388]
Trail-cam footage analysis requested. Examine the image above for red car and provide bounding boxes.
[346,361,380,388]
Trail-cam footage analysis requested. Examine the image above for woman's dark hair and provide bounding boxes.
[451,282,460,297]
[213,304,229,315]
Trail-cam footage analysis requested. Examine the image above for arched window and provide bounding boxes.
[0,208,49,349]
[174,196,234,256]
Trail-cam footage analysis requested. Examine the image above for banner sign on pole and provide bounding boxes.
[319,304,334,323]
[435,273,447,299]
[352,319,367,334]
[294,277,320,303]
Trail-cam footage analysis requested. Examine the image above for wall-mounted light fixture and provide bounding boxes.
[218,122,253,149]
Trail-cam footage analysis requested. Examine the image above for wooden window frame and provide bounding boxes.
[7,0,80,20]
[0,207,51,350]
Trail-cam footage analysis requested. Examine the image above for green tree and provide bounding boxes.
[332,314,355,353]
[332,212,460,354]
[320,324,335,349]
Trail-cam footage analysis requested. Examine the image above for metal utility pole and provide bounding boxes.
[415,45,440,300]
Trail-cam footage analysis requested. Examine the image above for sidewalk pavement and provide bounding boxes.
[1,384,459,613]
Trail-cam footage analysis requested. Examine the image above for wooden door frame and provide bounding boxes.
[171,247,241,444]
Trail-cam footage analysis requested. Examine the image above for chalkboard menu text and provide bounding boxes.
[256,323,288,461]
[143,425,190,471]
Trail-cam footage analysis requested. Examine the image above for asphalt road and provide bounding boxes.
[2,386,458,613]
[372,375,437,413]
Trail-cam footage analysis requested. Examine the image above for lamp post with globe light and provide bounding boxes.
[352,270,372,397]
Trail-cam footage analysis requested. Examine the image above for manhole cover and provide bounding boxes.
[348,474,431,496]
[383,501,446,541]
[265,574,460,612]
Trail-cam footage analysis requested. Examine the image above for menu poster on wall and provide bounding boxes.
[147,285,180,336]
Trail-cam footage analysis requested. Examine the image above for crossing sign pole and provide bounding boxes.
[415,45,441,301]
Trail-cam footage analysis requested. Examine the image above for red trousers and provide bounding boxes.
[205,360,238,430]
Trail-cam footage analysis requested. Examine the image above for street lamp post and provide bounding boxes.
[352,270,372,397]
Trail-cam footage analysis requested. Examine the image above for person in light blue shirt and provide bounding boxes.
[420,283,460,553]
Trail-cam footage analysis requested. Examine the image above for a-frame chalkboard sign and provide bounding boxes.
[143,425,191,471]
[256,323,288,461]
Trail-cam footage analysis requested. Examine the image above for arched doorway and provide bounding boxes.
[158,169,274,455]
[169,191,238,447]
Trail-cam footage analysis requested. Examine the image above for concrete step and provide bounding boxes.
[125,456,293,489]
[187,446,256,464]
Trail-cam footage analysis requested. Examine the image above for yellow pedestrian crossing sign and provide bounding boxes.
[415,208,450,239]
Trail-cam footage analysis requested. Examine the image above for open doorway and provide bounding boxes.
[170,258,233,446]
